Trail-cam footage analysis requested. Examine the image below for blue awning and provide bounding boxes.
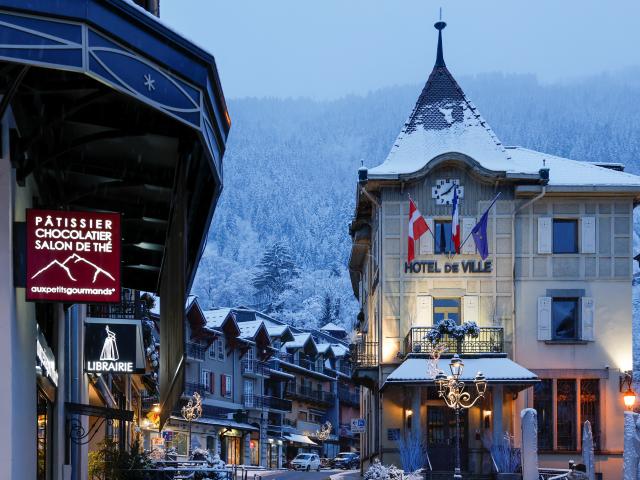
[0,0,229,183]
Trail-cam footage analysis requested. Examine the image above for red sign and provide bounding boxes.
[26,209,121,303]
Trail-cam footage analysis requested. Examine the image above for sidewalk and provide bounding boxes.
[330,470,361,480]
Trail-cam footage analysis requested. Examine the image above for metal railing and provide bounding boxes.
[184,382,208,396]
[264,395,292,412]
[337,386,359,405]
[403,326,504,356]
[241,359,271,377]
[285,385,335,405]
[353,342,378,368]
[185,342,206,361]
[242,394,263,409]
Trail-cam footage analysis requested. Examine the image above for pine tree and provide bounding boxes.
[252,242,298,312]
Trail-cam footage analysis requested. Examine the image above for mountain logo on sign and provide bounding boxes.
[31,253,115,283]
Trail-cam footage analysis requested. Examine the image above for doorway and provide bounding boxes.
[426,405,468,471]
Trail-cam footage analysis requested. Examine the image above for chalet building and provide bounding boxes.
[349,22,640,478]
[0,1,229,479]
[141,301,359,467]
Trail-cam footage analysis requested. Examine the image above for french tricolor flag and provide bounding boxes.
[451,186,461,253]
[408,198,430,264]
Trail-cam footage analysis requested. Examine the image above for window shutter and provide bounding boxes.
[581,217,596,254]
[537,217,552,254]
[221,375,226,397]
[415,295,433,326]
[537,297,552,340]
[210,372,215,394]
[461,218,477,254]
[419,218,435,254]
[463,296,479,323]
[581,297,595,341]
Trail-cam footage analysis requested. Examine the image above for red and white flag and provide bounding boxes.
[408,198,429,264]
[451,186,461,253]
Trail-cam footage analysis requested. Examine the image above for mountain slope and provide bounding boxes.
[192,71,640,332]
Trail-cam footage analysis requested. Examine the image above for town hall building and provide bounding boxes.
[349,21,640,478]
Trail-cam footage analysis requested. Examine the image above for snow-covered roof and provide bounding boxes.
[320,322,346,333]
[237,320,264,339]
[203,308,231,329]
[368,61,509,178]
[506,147,640,187]
[366,24,640,191]
[384,357,537,388]
[286,333,313,349]
[330,344,349,357]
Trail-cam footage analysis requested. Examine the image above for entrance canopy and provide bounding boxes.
[382,357,538,391]
[0,0,230,293]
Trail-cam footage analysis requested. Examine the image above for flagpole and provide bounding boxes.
[458,192,502,251]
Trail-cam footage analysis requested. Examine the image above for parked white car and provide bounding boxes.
[291,453,321,471]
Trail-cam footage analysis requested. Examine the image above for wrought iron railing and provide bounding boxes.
[403,326,504,356]
[185,342,206,361]
[242,394,263,409]
[353,342,378,368]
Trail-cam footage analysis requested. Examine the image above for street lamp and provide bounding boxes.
[181,392,202,457]
[624,388,637,410]
[435,355,487,480]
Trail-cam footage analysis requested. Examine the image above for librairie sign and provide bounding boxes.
[84,318,145,374]
[26,209,120,303]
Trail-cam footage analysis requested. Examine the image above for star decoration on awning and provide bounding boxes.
[143,73,156,92]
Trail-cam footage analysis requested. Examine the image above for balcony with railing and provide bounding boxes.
[285,384,336,406]
[265,395,292,412]
[184,382,209,396]
[403,326,504,356]
[337,386,359,406]
[352,342,378,368]
[275,352,335,378]
[241,359,271,377]
[186,342,206,361]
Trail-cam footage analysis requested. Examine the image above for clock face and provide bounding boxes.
[431,179,464,205]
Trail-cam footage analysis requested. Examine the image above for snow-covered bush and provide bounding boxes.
[364,459,404,480]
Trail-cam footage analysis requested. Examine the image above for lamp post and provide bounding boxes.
[435,354,487,480]
[181,392,202,457]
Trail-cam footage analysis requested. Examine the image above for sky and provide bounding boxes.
[161,0,640,100]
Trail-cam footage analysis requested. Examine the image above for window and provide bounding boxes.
[208,343,216,359]
[552,298,578,340]
[556,380,577,450]
[217,338,225,361]
[298,411,308,421]
[433,298,460,325]
[580,379,600,449]
[553,219,578,254]
[244,380,255,406]
[202,369,211,392]
[435,220,454,254]
[533,379,553,450]
[221,374,232,398]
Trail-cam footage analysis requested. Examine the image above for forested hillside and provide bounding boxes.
[191,70,640,331]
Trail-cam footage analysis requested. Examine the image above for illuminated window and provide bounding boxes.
[433,298,460,325]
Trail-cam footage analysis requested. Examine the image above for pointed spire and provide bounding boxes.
[434,19,447,67]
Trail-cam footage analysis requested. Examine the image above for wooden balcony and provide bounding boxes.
[403,326,504,356]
